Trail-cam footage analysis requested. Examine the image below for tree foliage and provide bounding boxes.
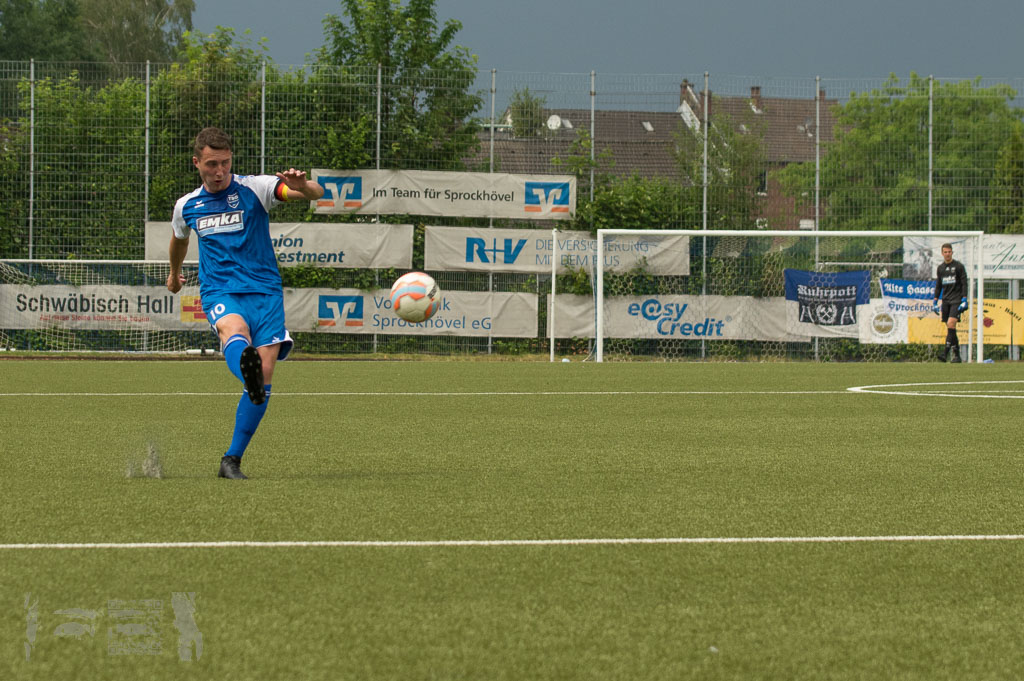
[776,73,1022,231]
[316,0,482,170]
[0,0,99,61]
[78,0,194,63]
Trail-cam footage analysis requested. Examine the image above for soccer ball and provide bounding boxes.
[389,272,441,323]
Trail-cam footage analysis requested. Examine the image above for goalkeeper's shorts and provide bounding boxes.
[203,292,294,360]
[940,300,961,323]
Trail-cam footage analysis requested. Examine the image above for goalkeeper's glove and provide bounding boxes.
[932,300,941,315]
[958,297,968,313]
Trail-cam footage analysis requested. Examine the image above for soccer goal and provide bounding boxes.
[0,259,212,353]
[591,230,986,362]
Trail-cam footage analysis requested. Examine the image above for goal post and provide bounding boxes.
[594,229,985,362]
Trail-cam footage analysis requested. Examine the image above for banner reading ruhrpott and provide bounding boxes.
[146,222,413,269]
[424,227,690,274]
[311,170,576,220]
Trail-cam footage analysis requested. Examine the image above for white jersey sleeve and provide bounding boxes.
[171,189,201,240]
[235,175,283,213]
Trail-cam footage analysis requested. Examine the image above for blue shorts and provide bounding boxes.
[204,292,294,360]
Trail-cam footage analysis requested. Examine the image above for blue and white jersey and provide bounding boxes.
[171,174,283,300]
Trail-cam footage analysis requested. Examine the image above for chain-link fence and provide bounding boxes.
[1,60,1023,358]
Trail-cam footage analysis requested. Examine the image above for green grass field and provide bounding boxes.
[2,358,1024,680]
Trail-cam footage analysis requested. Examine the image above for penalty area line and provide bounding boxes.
[0,389,851,398]
[2,535,1024,550]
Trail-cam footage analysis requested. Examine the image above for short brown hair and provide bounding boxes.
[941,243,953,250]
[194,127,233,157]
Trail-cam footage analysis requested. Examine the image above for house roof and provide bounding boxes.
[469,85,838,179]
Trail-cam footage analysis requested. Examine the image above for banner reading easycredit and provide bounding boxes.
[285,288,537,337]
[549,294,800,341]
[146,222,413,269]
[312,170,575,220]
[425,227,689,274]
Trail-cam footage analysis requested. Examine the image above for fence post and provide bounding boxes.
[260,60,267,175]
[144,61,151,228]
[28,59,35,261]
[488,70,496,354]
[928,75,934,231]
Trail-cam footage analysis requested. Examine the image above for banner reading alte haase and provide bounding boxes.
[312,170,576,220]
[425,227,690,275]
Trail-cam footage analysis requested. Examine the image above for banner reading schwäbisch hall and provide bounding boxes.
[311,170,576,220]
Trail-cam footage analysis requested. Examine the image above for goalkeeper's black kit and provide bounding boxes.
[934,259,968,303]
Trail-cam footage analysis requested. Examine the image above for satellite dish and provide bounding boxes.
[546,114,562,131]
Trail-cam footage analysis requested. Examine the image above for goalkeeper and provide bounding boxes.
[166,127,324,479]
[932,243,969,363]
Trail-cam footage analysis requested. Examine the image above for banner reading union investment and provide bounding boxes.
[312,169,576,220]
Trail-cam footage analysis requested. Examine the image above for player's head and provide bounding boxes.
[193,127,233,193]
[941,243,953,263]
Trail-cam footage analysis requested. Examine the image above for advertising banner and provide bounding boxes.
[907,298,1021,345]
[146,222,413,269]
[899,235,1024,279]
[550,294,798,341]
[879,278,935,318]
[425,227,690,274]
[784,269,870,338]
[2,285,208,330]
[312,170,575,220]
[286,288,537,337]
[858,300,910,344]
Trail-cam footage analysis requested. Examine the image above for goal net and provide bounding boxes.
[588,230,985,362]
[0,260,212,353]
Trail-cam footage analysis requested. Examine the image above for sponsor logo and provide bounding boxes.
[627,298,726,337]
[317,295,364,327]
[871,312,896,337]
[195,211,243,236]
[317,176,363,210]
[180,296,206,323]
[465,237,527,265]
[524,181,570,214]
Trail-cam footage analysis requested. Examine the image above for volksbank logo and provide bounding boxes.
[317,295,364,327]
[627,298,726,337]
[466,238,527,265]
[317,176,363,210]
[195,211,243,236]
[524,182,570,214]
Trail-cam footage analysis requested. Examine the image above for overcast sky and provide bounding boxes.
[193,0,1024,79]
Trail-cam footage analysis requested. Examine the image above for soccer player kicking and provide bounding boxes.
[932,242,969,363]
[166,127,324,479]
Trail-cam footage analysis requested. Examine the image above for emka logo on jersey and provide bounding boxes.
[466,237,527,265]
[196,211,243,236]
[524,182,570,215]
[317,295,364,327]
[317,176,363,210]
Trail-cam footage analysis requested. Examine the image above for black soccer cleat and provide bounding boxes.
[950,348,962,363]
[218,455,248,480]
[239,345,266,405]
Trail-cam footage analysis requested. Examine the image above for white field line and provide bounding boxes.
[848,380,1024,399]
[2,535,1024,550]
[0,390,850,398]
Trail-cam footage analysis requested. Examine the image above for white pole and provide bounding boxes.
[596,230,605,362]
[928,75,934,232]
[976,234,984,362]
[550,228,557,362]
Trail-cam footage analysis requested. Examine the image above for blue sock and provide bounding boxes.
[223,334,249,383]
[226,385,270,459]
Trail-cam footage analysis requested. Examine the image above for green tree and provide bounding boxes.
[316,0,482,170]
[989,121,1024,233]
[0,0,99,61]
[78,0,194,63]
[674,101,767,230]
[507,87,545,138]
[776,73,1021,231]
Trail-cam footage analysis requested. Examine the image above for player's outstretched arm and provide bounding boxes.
[167,235,189,293]
[275,168,324,201]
